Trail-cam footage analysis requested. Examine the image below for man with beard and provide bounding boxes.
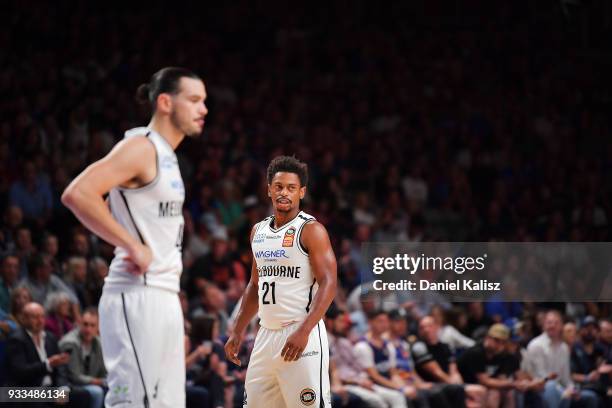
[63,67,208,408]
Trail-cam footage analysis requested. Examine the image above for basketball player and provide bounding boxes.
[225,156,337,408]
[62,67,207,407]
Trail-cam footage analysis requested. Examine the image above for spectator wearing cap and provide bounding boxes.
[524,310,599,408]
[568,316,606,402]
[411,315,484,408]
[325,307,409,408]
[457,323,521,407]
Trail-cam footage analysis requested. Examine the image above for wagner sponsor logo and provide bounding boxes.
[283,227,296,247]
[300,388,316,406]
[254,249,290,260]
[300,350,320,358]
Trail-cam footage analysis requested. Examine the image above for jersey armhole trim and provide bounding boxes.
[296,218,315,256]
[117,132,161,193]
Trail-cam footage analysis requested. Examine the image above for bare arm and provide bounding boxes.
[280,221,337,361]
[61,136,156,272]
[365,367,400,389]
[476,372,514,389]
[299,221,337,332]
[420,360,454,383]
[225,226,259,365]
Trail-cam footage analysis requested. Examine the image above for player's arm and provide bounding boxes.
[281,221,337,361]
[224,225,260,366]
[61,136,156,273]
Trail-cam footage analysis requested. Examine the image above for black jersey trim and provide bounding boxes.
[118,190,147,285]
[296,218,315,256]
[117,131,161,193]
[306,279,316,312]
[122,293,150,408]
[317,322,325,408]
[268,211,303,233]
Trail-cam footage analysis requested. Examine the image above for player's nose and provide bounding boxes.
[200,103,208,116]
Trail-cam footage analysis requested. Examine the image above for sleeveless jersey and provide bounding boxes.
[105,127,185,293]
[251,211,316,329]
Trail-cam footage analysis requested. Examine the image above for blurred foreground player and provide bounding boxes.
[225,156,337,407]
[62,67,208,407]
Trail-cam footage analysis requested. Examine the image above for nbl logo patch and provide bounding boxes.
[282,227,296,247]
[300,388,316,406]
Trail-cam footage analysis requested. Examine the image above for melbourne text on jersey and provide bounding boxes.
[159,201,182,217]
[257,265,301,279]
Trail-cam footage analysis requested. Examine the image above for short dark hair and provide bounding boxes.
[366,309,388,321]
[266,156,308,187]
[136,67,201,111]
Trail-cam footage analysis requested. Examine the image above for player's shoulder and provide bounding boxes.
[300,218,328,237]
[297,211,316,222]
[250,216,273,236]
[112,129,156,156]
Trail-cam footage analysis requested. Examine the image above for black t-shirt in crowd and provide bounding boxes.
[457,343,513,384]
[411,340,455,382]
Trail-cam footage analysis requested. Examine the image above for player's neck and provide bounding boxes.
[273,208,301,229]
[148,117,185,150]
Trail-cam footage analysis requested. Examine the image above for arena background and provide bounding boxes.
[1,1,611,407]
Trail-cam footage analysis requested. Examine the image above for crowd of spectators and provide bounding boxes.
[1,0,611,407]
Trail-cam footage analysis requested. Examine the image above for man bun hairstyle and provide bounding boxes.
[135,67,201,110]
[267,155,308,187]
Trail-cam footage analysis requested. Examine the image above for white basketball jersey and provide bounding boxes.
[105,127,185,293]
[252,211,317,330]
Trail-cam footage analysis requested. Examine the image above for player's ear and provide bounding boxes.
[156,93,173,113]
[267,185,272,197]
[299,186,306,199]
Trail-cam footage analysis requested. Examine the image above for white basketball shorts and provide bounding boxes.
[99,285,185,408]
[244,320,331,408]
